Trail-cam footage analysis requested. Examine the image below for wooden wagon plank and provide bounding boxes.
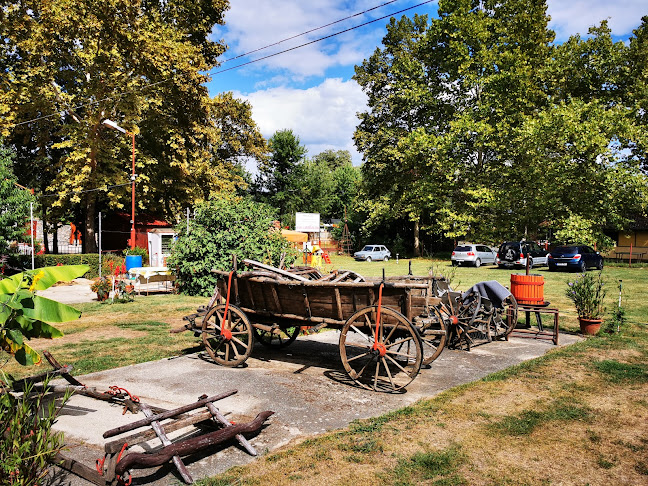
[103,391,237,439]
[242,259,310,281]
[54,453,106,486]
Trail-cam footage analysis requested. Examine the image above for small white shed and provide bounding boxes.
[147,229,177,267]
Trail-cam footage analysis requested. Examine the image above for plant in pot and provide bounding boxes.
[565,271,606,335]
[90,276,112,301]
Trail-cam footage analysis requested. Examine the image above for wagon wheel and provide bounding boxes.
[418,306,447,365]
[446,290,482,350]
[254,325,300,348]
[501,294,518,336]
[201,304,254,366]
[339,306,423,392]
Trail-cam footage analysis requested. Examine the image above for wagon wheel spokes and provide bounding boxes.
[447,290,482,350]
[254,325,300,348]
[201,304,253,367]
[340,306,422,392]
[418,306,447,365]
[502,294,518,336]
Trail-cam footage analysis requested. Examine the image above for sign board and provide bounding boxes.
[295,212,320,233]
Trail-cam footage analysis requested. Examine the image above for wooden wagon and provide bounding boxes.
[178,260,448,392]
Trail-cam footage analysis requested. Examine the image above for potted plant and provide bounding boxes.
[90,276,112,301]
[565,272,606,335]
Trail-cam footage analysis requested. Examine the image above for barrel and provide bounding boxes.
[510,273,544,305]
[125,255,143,271]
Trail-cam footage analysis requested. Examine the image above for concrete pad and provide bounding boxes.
[47,330,581,485]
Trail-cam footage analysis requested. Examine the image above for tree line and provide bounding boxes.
[2,0,648,259]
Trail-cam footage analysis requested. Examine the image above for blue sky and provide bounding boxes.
[205,1,647,169]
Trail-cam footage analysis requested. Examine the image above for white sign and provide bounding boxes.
[295,212,320,232]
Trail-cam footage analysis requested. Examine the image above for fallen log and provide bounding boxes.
[115,411,274,476]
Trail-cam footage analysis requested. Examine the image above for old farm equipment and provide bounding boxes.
[176,260,448,392]
[2,352,272,485]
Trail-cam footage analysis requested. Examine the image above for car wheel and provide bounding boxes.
[548,264,556,272]
[384,256,389,262]
[452,261,458,267]
[596,259,603,270]
[474,258,481,268]
[365,256,372,262]
[578,261,586,273]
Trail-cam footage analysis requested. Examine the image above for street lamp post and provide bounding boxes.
[102,119,136,249]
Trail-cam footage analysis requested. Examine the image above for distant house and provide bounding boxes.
[101,213,175,254]
[609,216,648,261]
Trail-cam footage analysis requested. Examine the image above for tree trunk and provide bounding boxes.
[85,193,98,253]
[413,219,421,257]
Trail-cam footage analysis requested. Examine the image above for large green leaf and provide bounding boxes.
[31,265,90,290]
[13,342,41,366]
[0,265,90,294]
[19,294,81,323]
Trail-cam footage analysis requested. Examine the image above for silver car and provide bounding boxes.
[451,244,496,267]
[353,244,391,262]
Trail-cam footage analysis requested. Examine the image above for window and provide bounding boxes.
[161,234,175,254]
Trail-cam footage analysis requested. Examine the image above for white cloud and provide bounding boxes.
[547,0,646,40]
[236,78,367,167]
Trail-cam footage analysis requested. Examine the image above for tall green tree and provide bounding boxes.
[255,129,307,222]
[0,147,35,253]
[1,0,266,252]
[354,0,647,249]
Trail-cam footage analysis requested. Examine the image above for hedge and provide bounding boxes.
[3,254,128,279]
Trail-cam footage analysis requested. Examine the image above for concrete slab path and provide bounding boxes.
[46,329,581,486]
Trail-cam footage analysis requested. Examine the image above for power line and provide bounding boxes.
[8,1,434,129]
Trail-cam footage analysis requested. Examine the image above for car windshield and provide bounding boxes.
[361,246,374,251]
[454,246,472,252]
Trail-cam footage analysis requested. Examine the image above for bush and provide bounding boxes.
[34,254,101,278]
[0,380,70,486]
[123,246,149,265]
[168,197,298,296]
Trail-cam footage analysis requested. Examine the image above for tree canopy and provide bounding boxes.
[354,0,648,251]
[1,0,266,251]
[0,147,34,253]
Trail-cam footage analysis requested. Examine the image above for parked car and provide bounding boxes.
[451,244,496,267]
[496,241,549,269]
[548,245,603,272]
[353,244,391,262]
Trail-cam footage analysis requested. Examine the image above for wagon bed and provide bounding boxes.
[178,260,448,392]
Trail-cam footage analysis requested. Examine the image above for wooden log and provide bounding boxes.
[140,403,193,484]
[115,412,274,476]
[205,402,257,456]
[54,453,106,486]
[103,390,237,439]
[104,410,215,454]
[241,259,309,281]
[44,351,85,386]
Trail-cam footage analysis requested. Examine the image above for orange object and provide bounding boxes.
[322,251,331,264]
[510,273,545,306]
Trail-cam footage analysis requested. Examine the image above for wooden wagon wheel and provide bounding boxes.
[254,325,300,348]
[418,306,447,365]
[201,304,254,367]
[339,306,423,392]
[501,293,518,336]
[446,290,482,350]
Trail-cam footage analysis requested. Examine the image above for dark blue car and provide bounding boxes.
[548,245,604,272]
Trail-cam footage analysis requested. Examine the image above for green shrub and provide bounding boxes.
[168,196,298,296]
[34,254,101,278]
[0,379,70,486]
[123,246,149,265]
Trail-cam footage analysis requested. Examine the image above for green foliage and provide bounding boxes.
[0,265,87,365]
[0,147,34,253]
[0,380,70,486]
[33,254,99,278]
[391,445,466,485]
[566,272,607,319]
[255,129,308,220]
[353,1,648,248]
[553,215,615,251]
[1,0,265,252]
[123,246,149,265]
[593,360,648,384]
[168,197,297,296]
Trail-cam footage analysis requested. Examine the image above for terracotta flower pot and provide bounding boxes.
[578,317,602,335]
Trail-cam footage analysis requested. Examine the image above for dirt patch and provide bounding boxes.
[32,327,148,346]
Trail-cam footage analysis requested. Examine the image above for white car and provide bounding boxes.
[353,245,391,262]
[451,244,496,267]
